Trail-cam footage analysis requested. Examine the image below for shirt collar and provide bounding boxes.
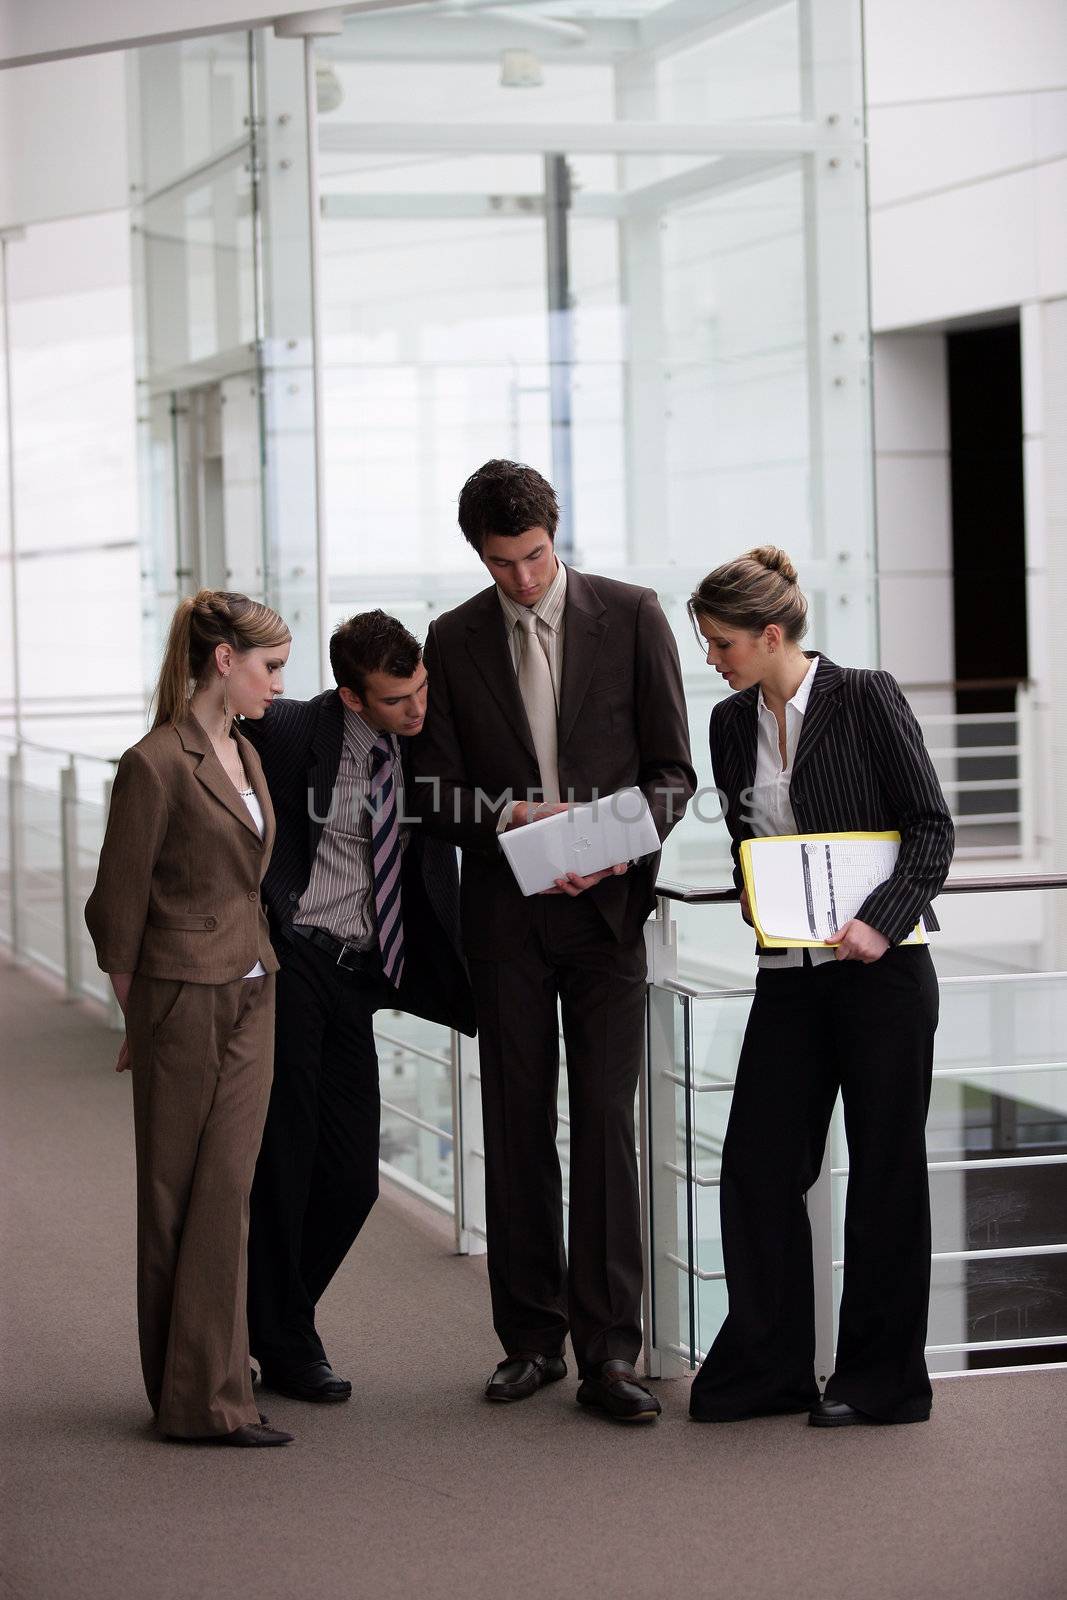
[497,557,568,634]
[342,704,396,762]
[757,654,820,719]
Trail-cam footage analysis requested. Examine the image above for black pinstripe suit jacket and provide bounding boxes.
[709,655,954,945]
[241,690,476,1035]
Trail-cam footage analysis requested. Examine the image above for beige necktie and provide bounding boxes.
[516,610,560,805]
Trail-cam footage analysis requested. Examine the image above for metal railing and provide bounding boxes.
[3,741,1065,1386]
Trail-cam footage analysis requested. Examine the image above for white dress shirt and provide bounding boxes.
[239,786,267,979]
[750,656,834,970]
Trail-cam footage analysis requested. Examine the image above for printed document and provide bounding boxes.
[739,831,925,948]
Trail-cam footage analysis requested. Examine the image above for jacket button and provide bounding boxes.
[289,891,298,902]
[205,916,217,929]
[247,891,258,902]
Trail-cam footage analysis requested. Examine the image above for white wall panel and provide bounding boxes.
[865,0,1067,106]
[870,167,1056,331]
[877,573,954,683]
[874,453,952,573]
[873,332,949,451]
[0,52,128,229]
[867,93,1065,210]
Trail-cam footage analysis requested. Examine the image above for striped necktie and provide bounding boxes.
[369,734,404,986]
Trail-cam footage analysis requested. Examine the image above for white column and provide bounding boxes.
[1023,296,1067,961]
[614,54,669,566]
[799,0,876,666]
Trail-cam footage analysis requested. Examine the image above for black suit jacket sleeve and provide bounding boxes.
[411,619,505,852]
[634,591,698,842]
[708,703,746,897]
[854,670,954,943]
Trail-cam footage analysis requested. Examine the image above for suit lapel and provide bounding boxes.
[791,655,845,783]
[307,690,344,858]
[731,690,759,795]
[464,595,538,765]
[178,714,262,837]
[557,569,608,753]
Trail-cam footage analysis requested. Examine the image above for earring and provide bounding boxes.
[223,679,230,730]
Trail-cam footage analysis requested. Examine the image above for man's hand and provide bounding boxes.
[825,919,890,964]
[739,886,754,927]
[506,801,569,830]
[115,1037,131,1074]
[541,863,629,897]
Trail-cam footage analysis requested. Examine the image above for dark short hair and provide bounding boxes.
[457,459,559,553]
[329,610,422,698]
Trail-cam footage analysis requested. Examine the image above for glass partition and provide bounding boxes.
[649,891,1067,1380]
[128,29,324,698]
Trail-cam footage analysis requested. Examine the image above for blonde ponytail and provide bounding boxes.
[150,590,290,728]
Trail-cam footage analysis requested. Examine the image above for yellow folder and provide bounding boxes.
[739,830,925,949]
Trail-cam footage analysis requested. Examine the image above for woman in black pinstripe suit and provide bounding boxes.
[686,547,954,1428]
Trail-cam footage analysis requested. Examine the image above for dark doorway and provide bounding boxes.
[947,321,1028,716]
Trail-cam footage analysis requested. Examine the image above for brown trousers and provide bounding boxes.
[126,972,275,1437]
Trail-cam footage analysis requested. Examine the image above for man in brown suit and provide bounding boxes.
[412,460,695,1422]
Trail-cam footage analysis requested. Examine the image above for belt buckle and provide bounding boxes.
[336,940,362,971]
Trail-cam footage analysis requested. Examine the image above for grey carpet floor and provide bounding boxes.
[2,958,1065,1600]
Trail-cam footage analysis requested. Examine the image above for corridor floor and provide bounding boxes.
[2,959,1064,1600]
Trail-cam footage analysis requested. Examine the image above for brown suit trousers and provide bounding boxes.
[125,969,275,1438]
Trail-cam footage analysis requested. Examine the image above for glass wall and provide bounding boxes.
[315,0,876,892]
[0,214,141,756]
[128,30,323,695]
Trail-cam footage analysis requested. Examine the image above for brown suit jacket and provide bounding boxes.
[411,567,696,959]
[85,713,279,984]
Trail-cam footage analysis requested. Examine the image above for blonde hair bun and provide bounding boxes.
[688,547,808,643]
[747,545,798,584]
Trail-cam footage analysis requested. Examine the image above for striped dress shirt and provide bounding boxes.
[294,706,406,948]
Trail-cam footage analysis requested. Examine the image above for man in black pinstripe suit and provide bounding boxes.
[242,612,475,1402]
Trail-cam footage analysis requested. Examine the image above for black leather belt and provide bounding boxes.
[290,923,382,974]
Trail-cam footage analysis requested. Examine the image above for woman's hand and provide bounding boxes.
[825,919,890,963]
[108,974,134,1072]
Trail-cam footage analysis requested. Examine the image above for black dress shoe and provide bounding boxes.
[259,1360,352,1403]
[485,1353,567,1402]
[809,1397,929,1427]
[220,1423,293,1447]
[576,1360,661,1423]
[808,1399,877,1427]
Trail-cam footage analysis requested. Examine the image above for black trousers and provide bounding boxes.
[689,945,938,1423]
[468,895,648,1377]
[247,934,388,1372]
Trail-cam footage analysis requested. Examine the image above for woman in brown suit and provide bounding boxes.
[85,591,292,1446]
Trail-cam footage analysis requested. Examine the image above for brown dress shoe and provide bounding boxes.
[220,1423,294,1446]
[485,1353,567,1402]
[576,1360,661,1423]
[166,1422,293,1446]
